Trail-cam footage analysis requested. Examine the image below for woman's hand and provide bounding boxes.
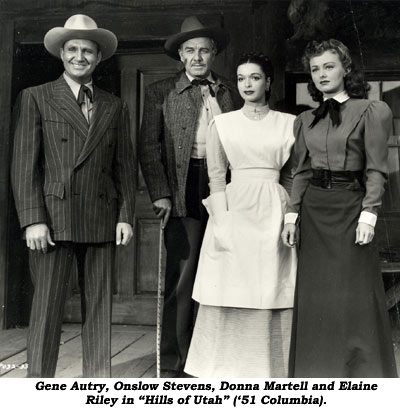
[355,222,374,245]
[281,223,297,248]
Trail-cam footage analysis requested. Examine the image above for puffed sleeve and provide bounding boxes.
[287,114,313,213]
[362,100,392,215]
[206,119,229,194]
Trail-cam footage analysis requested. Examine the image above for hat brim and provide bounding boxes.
[164,27,229,60]
[44,27,118,60]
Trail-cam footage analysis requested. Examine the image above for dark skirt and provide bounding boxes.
[289,184,397,378]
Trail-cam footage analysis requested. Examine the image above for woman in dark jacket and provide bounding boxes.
[281,39,397,377]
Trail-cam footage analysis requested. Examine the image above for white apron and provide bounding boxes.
[192,109,297,309]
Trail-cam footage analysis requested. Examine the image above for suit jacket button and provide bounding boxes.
[99,193,104,199]
[61,138,67,142]
[177,164,181,169]
[102,167,107,173]
[182,126,186,130]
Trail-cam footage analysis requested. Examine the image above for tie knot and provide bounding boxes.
[77,85,93,105]
[191,78,215,97]
[191,78,211,87]
[310,98,342,128]
[325,98,340,110]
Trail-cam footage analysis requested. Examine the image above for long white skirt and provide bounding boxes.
[184,304,292,378]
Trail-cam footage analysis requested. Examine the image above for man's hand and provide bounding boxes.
[116,222,134,246]
[25,223,55,253]
[152,198,172,229]
[355,222,374,245]
[281,223,297,248]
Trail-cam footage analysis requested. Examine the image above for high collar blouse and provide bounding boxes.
[288,98,393,216]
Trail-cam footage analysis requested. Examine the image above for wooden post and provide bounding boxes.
[0,20,14,330]
[253,0,291,108]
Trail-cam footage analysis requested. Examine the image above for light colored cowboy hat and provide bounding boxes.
[164,16,229,60]
[44,14,118,60]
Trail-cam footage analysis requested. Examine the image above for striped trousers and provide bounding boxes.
[27,242,115,378]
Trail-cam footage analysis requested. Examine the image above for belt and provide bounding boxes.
[190,158,207,168]
[310,169,364,190]
[231,168,279,183]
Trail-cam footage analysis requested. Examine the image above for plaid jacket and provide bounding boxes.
[139,70,241,217]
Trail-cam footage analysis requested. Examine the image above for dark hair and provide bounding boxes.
[236,52,274,101]
[302,39,370,103]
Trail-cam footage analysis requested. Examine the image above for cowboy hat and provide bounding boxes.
[164,16,229,60]
[44,14,118,60]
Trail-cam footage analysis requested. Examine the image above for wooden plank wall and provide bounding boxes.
[0,21,14,330]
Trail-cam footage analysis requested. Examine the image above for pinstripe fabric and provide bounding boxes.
[12,75,135,378]
[11,75,135,242]
[27,242,114,378]
[27,244,74,377]
[76,242,114,378]
[139,71,241,217]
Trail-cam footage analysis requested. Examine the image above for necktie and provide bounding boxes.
[77,85,93,105]
[309,98,341,128]
[191,78,215,97]
[77,85,93,124]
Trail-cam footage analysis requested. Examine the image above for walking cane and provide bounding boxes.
[156,220,164,378]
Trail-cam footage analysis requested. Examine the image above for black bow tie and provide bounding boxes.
[77,85,93,105]
[309,98,341,128]
[191,78,215,97]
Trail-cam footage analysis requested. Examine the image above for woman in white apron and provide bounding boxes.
[184,53,297,377]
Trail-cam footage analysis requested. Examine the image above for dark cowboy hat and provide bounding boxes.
[164,16,229,60]
[44,14,117,61]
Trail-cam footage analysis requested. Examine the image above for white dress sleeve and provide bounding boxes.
[206,119,229,194]
[205,119,229,215]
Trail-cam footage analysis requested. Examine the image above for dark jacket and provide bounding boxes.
[139,70,241,216]
[11,75,136,242]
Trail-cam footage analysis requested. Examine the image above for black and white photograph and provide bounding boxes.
[0,0,399,408]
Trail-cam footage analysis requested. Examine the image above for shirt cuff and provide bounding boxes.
[358,211,377,227]
[284,213,299,225]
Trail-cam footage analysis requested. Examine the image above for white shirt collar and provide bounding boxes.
[323,90,349,103]
[63,73,93,100]
[185,72,215,84]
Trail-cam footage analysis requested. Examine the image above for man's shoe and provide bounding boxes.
[160,369,179,378]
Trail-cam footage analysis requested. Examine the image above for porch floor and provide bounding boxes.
[0,324,157,378]
[1,323,400,378]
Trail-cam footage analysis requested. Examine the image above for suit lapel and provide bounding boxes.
[214,75,235,113]
[74,86,119,169]
[175,70,203,120]
[47,76,89,141]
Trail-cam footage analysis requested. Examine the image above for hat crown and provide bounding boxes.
[44,14,117,60]
[164,15,228,60]
[180,16,206,34]
[64,14,98,30]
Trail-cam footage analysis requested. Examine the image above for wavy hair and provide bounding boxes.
[302,39,370,102]
[236,52,274,101]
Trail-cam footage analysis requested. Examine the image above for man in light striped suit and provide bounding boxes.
[11,14,135,378]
